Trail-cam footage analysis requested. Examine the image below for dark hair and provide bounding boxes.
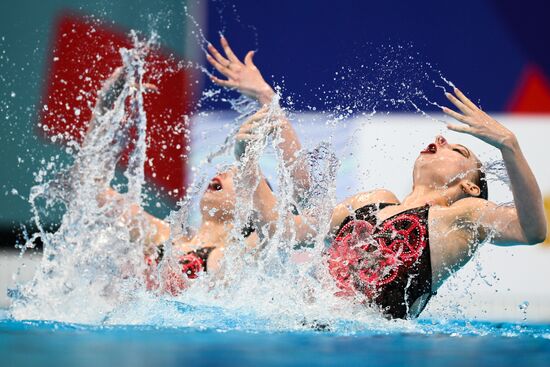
[240,179,273,238]
[475,169,489,200]
[239,179,299,237]
[241,218,256,238]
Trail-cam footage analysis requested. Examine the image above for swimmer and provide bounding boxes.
[208,38,547,319]
[86,67,260,295]
[98,167,260,295]
[206,37,311,202]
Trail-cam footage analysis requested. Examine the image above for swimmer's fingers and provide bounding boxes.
[244,51,256,67]
[242,110,280,135]
[442,106,471,124]
[241,119,262,131]
[210,75,237,89]
[446,123,473,135]
[142,83,159,93]
[207,43,230,68]
[453,88,479,111]
[206,53,225,71]
[206,54,238,80]
[236,132,256,141]
[445,92,472,115]
[239,120,264,136]
[248,106,285,122]
[240,110,269,134]
[220,36,241,64]
[99,67,125,93]
[109,66,126,81]
[129,82,159,94]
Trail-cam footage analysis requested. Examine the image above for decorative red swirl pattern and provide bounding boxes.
[178,252,206,279]
[328,212,428,298]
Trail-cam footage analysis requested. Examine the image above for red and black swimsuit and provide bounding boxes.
[328,203,436,319]
[145,245,216,295]
[148,224,255,280]
[146,245,215,279]
[178,246,216,279]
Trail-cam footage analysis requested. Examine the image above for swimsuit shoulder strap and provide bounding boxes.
[336,202,398,235]
[354,202,398,223]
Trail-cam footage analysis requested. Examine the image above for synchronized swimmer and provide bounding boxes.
[89,35,546,320]
[207,36,547,319]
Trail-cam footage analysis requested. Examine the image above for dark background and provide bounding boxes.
[204,0,550,113]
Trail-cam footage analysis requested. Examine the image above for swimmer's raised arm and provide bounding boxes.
[235,110,317,242]
[78,67,129,149]
[234,106,311,203]
[207,36,275,105]
[90,67,127,122]
[208,37,310,198]
[443,88,547,246]
[88,67,158,133]
[96,188,170,254]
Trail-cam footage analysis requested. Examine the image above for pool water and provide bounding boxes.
[2,310,550,367]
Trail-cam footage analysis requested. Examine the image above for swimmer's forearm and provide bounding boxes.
[500,137,547,244]
[86,68,127,138]
[277,118,311,197]
[253,175,315,242]
[97,189,170,249]
[272,118,311,206]
[257,84,276,105]
[94,76,126,115]
[253,177,279,235]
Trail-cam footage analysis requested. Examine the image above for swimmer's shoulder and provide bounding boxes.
[350,189,400,209]
[441,197,498,225]
[330,189,400,233]
[206,247,224,274]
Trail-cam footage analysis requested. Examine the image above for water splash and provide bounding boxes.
[5,7,524,332]
[9,33,157,323]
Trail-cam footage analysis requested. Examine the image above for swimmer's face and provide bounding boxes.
[200,167,238,220]
[413,135,482,198]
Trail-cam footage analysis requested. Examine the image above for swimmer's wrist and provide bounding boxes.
[499,133,519,155]
[257,84,275,105]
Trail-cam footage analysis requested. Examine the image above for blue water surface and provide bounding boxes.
[1,309,550,367]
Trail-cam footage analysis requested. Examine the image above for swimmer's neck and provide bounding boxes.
[401,185,456,208]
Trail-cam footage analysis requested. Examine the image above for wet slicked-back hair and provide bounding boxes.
[240,179,300,237]
[475,169,489,200]
[241,179,274,238]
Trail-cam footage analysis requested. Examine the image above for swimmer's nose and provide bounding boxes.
[435,135,447,146]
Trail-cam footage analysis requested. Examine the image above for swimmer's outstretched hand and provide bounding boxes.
[442,88,516,151]
[207,36,275,105]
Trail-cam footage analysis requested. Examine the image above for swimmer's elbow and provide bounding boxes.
[526,229,547,245]
[519,222,547,245]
